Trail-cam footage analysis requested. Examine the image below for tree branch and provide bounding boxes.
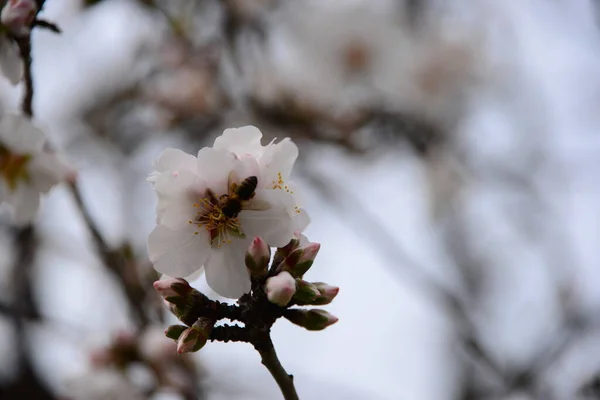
[15,36,33,117]
[258,344,299,400]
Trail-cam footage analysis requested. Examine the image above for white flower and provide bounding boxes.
[147,126,309,298]
[64,368,145,400]
[214,126,310,232]
[0,114,73,223]
[0,35,22,85]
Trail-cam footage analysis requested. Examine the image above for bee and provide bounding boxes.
[220,175,258,218]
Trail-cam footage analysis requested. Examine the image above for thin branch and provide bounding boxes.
[258,344,299,400]
[15,36,34,117]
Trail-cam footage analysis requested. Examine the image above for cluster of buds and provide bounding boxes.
[249,233,339,330]
[153,278,217,354]
[154,234,339,355]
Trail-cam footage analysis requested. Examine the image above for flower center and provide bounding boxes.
[0,145,31,191]
[188,191,245,247]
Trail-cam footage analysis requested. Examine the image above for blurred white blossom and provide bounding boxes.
[148,126,308,298]
[139,325,177,363]
[64,368,145,400]
[0,36,21,85]
[0,114,73,223]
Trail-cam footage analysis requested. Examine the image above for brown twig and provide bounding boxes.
[258,344,300,400]
[15,36,33,117]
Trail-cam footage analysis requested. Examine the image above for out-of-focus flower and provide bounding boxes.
[265,271,296,306]
[0,0,36,85]
[0,114,73,222]
[0,35,21,85]
[147,126,308,298]
[1,0,37,36]
[139,325,177,362]
[249,2,478,123]
[63,368,145,400]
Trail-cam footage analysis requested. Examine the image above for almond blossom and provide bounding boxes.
[0,114,72,222]
[147,126,309,298]
[0,35,22,85]
[0,0,36,85]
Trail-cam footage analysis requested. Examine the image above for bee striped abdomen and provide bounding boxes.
[236,176,258,201]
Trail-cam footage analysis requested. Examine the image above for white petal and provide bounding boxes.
[0,37,22,85]
[153,148,197,174]
[9,184,40,224]
[292,208,310,232]
[204,238,252,298]
[29,152,69,193]
[239,191,295,248]
[0,114,45,154]
[259,138,299,184]
[213,126,264,157]
[230,154,260,186]
[197,148,236,195]
[147,224,211,278]
[154,170,205,230]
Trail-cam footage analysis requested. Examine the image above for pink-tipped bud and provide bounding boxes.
[284,308,339,331]
[284,242,321,278]
[154,278,192,298]
[312,282,339,305]
[156,279,212,326]
[293,279,320,304]
[1,0,37,36]
[272,231,303,267]
[265,271,296,307]
[176,317,214,354]
[245,237,271,278]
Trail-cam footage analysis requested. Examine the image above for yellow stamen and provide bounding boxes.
[0,145,31,191]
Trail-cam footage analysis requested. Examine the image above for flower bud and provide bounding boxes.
[284,308,338,331]
[245,237,270,278]
[1,0,37,36]
[176,317,214,354]
[154,278,193,305]
[265,271,296,306]
[282,242,320,278]
[156,279,214,326]
[293,279,320,304]
[311,282,339,305]
[272,231,303,267]
[164,325,188,340]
